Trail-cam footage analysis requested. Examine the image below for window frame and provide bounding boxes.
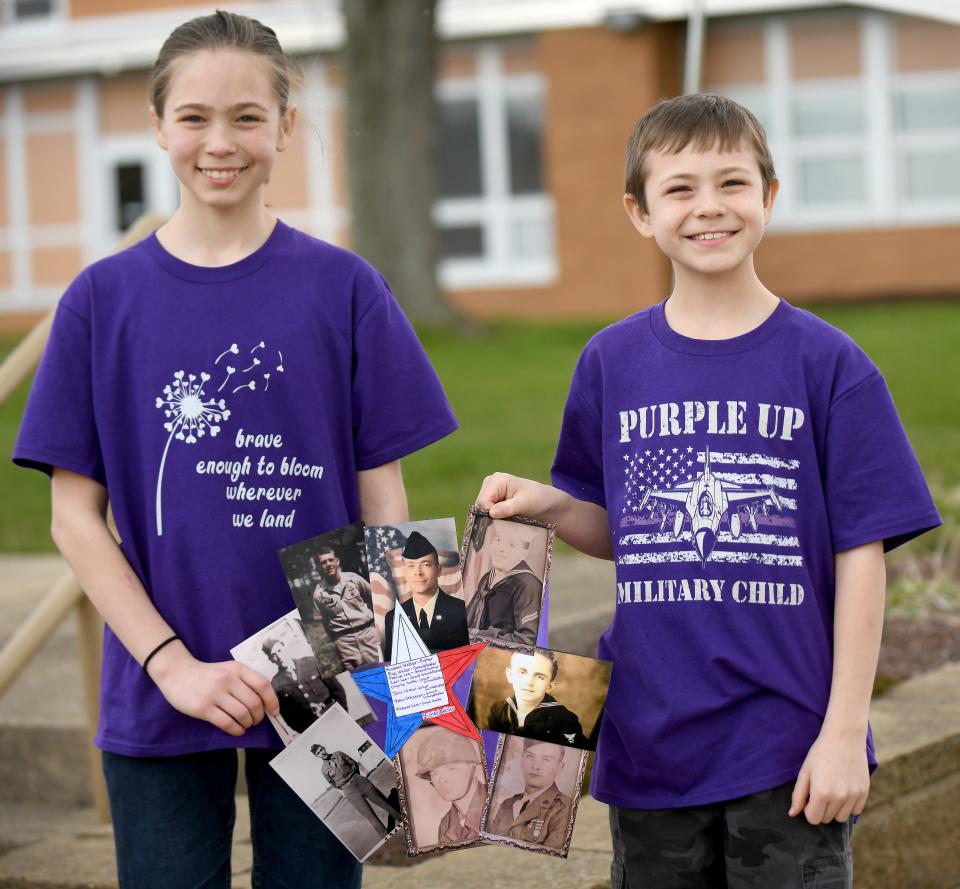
[434,42,556,289]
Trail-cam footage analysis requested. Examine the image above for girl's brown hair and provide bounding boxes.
[150,9,298,117]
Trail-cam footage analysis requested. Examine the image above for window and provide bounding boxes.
[114,163,145,232]
[438,99,482,197]
[715,12,960,229]
[435,42,555,288]
[3,0,58,22]
[893,77,960,211]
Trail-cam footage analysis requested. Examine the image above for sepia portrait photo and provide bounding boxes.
[480,734,587,858]
[270,704,401,862]
[364,518,469,660]
[468,644,611,751]
[394,725,487,855]
[230,610,373,746]
[277,521,382,674]
[461,508,554,651]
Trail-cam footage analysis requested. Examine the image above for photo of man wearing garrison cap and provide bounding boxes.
[383,530,469,658]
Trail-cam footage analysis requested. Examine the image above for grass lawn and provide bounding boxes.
[1,300,957,562]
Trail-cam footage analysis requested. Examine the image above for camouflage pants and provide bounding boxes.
[610,780,852,888]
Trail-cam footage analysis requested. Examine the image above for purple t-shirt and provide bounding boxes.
[13,220,458,757]
[551,298,940,808]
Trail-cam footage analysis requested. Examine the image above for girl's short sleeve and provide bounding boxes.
[551,346,606,507]
[823,371,940,553]
[13,277,106,486]
[350,275,458,470]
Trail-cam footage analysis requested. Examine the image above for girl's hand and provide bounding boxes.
[476,472,564,521]
[147,643,280,737]
[788,729,870,824]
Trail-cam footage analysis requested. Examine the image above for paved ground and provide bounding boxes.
[0,552,617,888]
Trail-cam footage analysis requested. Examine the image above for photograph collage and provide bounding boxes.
[230,508,614,862]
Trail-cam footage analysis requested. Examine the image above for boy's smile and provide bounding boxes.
[624,142,778,286]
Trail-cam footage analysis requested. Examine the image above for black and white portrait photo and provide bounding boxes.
[480,735,587,858]
[366,518,469,660]
[278,522,383,673]
[468,645,611,751]
[230,610,373,745]
[461,509,554,651]
[395,725,487,855]
[270,704,401,862]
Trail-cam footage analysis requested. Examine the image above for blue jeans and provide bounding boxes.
[103,748,362,889]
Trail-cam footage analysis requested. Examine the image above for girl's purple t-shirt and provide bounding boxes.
[551,298,940,808]
[13,221,458,757]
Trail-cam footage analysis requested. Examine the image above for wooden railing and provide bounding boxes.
[0,212,167,822]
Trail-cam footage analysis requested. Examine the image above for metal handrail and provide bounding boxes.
[0,211,166,822]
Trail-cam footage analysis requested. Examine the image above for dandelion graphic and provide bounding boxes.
[154,370,231,537]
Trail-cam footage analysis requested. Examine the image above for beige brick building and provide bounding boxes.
[0,0,958,327]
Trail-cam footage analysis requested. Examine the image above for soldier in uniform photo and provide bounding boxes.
[383,531,469,658]
[485,648,589,748]
[466,520,543,647]
[261,636,346,735]
[412,727,486,845]
[487,739,573,850]
[310,743,401,836]
[311,545,381,669]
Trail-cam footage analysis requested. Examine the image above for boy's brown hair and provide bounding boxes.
[625,94,776,212]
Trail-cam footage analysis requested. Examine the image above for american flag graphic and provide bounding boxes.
[364,520,464,638]
[617,446,803,568]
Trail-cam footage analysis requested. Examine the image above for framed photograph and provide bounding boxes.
[277,521,382,674]
[270,704,402,862]
[461,508,555,652]
[230,610,373,745]
[365,518,469,660]
[393,725,488,856]
[468,644,611,751]
[479,734,587,858]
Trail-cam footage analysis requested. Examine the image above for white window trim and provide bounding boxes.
[435,42,556,289]
[744,10,960,232]
[97,134,177,252]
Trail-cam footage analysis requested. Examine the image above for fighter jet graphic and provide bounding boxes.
[638,446,783,568]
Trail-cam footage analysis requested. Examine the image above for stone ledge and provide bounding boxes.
[853,662,960,889]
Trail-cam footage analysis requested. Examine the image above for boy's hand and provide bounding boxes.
[148,643,280,737]
[476,472,563,521]
[477,472,613,560]
[788,729,870,824]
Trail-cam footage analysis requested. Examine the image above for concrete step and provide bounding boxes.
[0,794,614,889]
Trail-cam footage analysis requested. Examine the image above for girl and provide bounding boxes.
[14,10,457,888]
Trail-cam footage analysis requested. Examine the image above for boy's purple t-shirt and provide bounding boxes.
[551,298,940,808]
[13,220,458,757]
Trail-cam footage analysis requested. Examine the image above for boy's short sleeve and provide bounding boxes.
[824,370,940,553]
[13,276,106,486]
[551,346,606,507]
[350,272,458,470]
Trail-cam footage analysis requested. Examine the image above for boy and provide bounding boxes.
[475,94,940,887]
[486,649,588,748]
